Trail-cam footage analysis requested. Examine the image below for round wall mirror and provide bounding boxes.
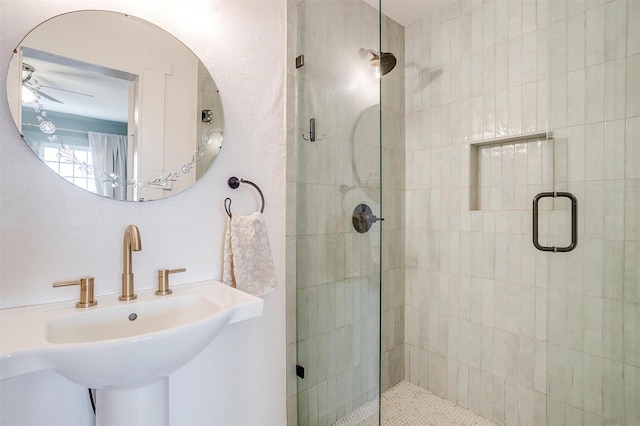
[6,10,224,201]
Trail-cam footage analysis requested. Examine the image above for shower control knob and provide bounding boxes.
[352,203,383,233]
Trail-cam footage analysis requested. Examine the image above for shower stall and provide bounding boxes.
[287,0,639,425]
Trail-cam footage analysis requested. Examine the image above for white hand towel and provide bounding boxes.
[223,211,277,297]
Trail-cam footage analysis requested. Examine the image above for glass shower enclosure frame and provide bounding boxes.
[289,0,390,424]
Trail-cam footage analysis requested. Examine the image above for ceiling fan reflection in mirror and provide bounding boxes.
[20,47,132,123]
[21,62,60,135]
[21,61,95,107]
[21,61,95,136]
[22,62,62,105]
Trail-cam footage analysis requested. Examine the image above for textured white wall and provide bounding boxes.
[0,1,287,425]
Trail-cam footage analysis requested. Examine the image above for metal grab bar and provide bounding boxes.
[532,192,578,253]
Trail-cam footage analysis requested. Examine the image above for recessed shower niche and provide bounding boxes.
[469,132,553,211]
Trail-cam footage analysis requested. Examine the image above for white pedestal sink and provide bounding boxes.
[0,280,263,426]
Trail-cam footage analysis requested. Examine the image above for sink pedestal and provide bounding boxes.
[96,379,169,426]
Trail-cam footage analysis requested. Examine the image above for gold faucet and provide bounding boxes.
[119,224,142,301]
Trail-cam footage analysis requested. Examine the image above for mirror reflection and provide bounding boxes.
[7,10,224,201]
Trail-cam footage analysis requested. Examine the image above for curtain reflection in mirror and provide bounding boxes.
[88,132,127,200]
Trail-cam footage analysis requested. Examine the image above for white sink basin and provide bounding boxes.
[46,294,220,344]
[0,280,263,389]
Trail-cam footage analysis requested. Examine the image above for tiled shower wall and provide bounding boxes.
[545,0,639,424]
[404,1,639,425]
[286,1,405,425]
[404,0,551,420]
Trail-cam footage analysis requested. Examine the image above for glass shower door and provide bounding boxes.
[545,0,639,424]
[293,1,383,424]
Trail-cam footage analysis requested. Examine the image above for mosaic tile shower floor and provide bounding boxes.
[334,380,497,426]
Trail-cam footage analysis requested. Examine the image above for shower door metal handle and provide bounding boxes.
[532,192,578,253]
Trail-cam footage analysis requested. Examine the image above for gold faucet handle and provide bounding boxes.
[156,268,186,296]
[53,277,97,308]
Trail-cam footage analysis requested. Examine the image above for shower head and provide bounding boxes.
[371,52,397,76]
[360,48,397,76]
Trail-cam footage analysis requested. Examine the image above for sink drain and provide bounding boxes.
[128,313,138,321]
